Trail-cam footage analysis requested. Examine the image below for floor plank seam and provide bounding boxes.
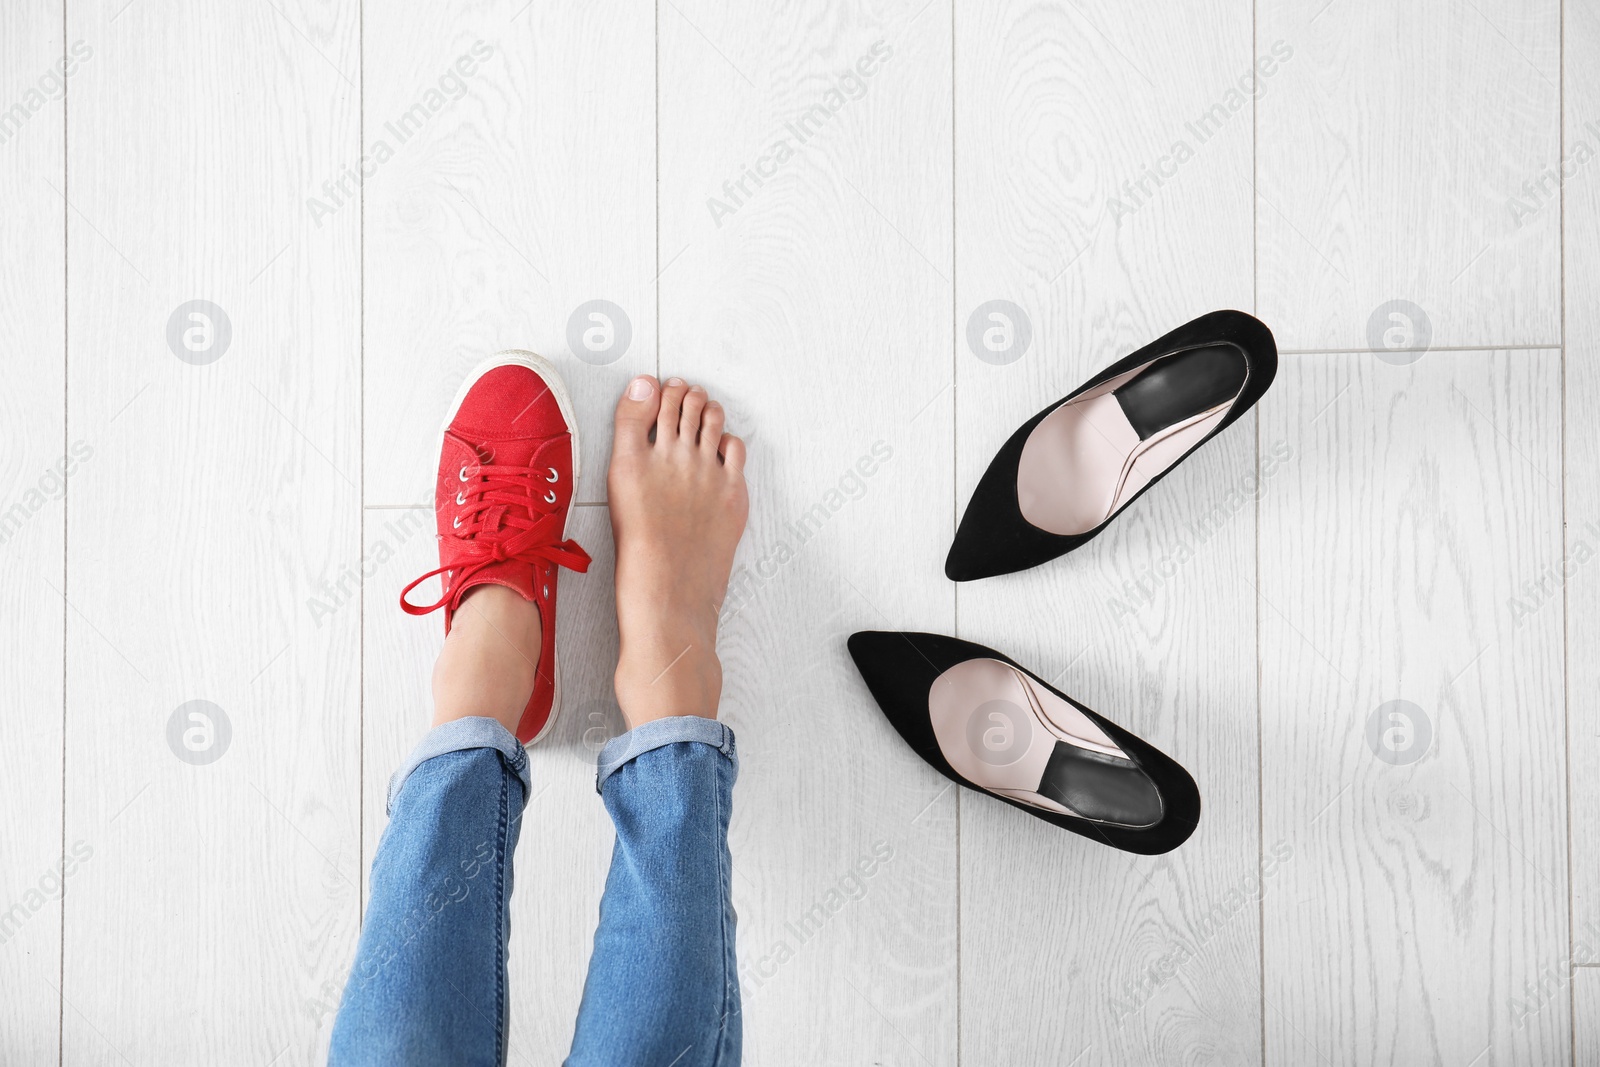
[1559,3,1574,1063]
[58,3,70,1063]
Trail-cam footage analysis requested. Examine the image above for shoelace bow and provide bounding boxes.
[400,460,591,615]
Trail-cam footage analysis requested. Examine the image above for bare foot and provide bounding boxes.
[608,375,748,728]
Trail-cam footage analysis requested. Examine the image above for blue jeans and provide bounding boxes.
[327,716,741,1067]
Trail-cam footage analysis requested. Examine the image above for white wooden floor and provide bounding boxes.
[1,1,1593,1063]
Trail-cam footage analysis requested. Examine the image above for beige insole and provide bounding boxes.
[1016,368,1232,536]
[926,657,1127,818]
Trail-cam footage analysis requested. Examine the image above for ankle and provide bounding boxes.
[430,585,542,734]
[614,639,723,729]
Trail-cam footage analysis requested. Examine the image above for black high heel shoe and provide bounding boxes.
[946,309,1277,581]
[847,630,1200,855]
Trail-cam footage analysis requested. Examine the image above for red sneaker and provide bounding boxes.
[400,351,592,745]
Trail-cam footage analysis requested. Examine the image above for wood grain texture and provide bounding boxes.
[3,0,1588,1061]
[1258,351,1567,1066]
[359,505,619,1059]
[659,2,958,1061]
[363,0,656,508]
[1256,1,1561,351]
[1576,969,1600,1064]
[60,1,361,1062]
[1565,0,1600,976]
[955,2,1261,1064]
[0,4,65,1060]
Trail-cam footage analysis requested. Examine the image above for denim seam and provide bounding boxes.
[494,766,509,1067]
[711,754,733,1067]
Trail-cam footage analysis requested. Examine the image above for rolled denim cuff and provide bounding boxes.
[595,716,737,792]
[387,716,531,815]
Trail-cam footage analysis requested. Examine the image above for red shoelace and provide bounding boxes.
[399,459,592,616]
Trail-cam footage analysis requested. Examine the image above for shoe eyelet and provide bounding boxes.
[452,516,463,529]
[544,489,557,504]
[455,491,466,505]
[546,467,559,483]
[458,466,471,482]
[542,585,550,598]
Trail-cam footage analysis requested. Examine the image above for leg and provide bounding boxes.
[332,356,589,1065]
[328,721,528,1067]
[330,588,548,1067]
[567,376,749,1066]
[566,721,741,1066]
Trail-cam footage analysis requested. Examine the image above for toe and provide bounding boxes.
[680,385,708,445]
[612,375,660,454]
[719,433,746,473]
[700,400,726,451]
[658,377,688,441]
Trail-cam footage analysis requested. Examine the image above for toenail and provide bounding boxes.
[666,376,685,387]
[627,377,653,400]
[689,384,706,394]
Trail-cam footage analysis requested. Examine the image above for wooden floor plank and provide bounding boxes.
[1564,0,1600,968]
[60,2,361,1061]
[1575,969,1600,1064]
[363,0,656,508]
[1256,1,1561,351]
[0,4,66,1060]
[954,2,1261,1063]
[659,2,958,1061]
[1258,350,1567,1066]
